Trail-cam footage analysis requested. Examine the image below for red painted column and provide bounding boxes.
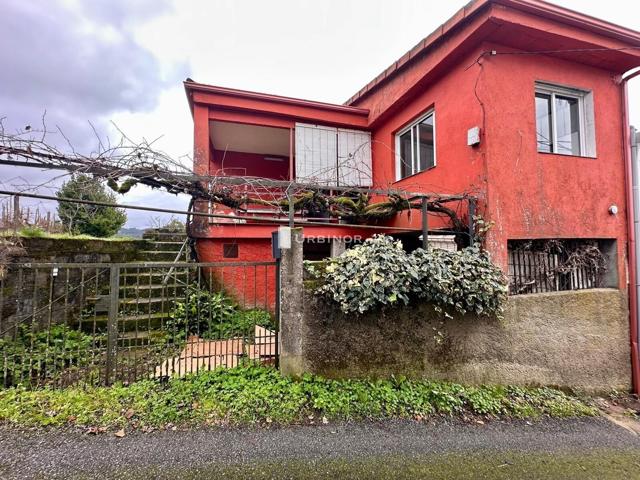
[193,104,211,176]
[191,104,211,237]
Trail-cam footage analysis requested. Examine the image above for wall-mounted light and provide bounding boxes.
[264,156,285,162]
[609,204,618,215]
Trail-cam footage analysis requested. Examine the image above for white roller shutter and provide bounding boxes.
[295,123,372,187]
[337,128,372,186]
[295,123,338,185]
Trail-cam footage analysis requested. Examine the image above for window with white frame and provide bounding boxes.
[535,82,595,157]
[396,111,436,180]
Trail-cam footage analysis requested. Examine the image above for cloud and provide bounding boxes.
[0,0,189,228]
[0,0,187,143]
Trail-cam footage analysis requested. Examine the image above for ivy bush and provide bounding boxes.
[311,235,507,317]
[411,246,507,318]
[168,286,274,339]
[317,235,420,314]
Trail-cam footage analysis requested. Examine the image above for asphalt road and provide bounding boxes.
[1,417,639,479]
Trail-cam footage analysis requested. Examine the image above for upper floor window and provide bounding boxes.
[396,110,436,180]
[535,82,595,157]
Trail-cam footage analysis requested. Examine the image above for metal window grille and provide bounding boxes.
[508,239,606,295]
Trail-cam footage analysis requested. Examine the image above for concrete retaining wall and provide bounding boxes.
[279,231,631,391]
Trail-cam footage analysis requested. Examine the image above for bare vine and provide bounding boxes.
[0,118,472,233]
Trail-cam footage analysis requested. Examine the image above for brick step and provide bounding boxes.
[117,329,170,347]
[119,283,186,295]
[84,296,183,315]
[142,230,188,243]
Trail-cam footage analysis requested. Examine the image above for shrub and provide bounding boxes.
[17,226,47,238]
[0,365,597,428]
[311,234,507,317]
[316,235,420,314]
[168,286,274,339]
[411,246,508,318]
[162,218,185,232]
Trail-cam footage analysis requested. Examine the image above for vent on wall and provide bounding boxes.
[223,243,239,258]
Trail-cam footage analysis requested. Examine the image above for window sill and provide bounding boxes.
[537,151,597,160]
[393,165,437,184]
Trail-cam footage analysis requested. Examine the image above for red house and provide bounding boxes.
[185,0,640,323]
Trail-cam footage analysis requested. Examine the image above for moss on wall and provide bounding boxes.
[282,289,630,392]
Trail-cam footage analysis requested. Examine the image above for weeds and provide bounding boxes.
[0,365,597,429]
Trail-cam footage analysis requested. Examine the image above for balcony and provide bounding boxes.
[208,120,372,187]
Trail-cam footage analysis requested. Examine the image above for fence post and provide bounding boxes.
[13,195,20,228]
[421,197,429,250]
[105,266,120,386]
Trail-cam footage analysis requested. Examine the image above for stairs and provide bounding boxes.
[77,229,192,348]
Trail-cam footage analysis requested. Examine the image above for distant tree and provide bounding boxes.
[56,174,127,237]
[162,217,186,232]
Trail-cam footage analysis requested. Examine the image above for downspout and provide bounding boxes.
[621,68,640,394]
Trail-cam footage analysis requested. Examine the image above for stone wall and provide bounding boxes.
[279,235,631,392]
[5,237,148,264]
[0,237,149,335]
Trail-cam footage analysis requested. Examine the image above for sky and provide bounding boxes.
[1,0,639,228]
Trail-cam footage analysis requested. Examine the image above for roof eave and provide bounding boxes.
[184,81,369,117]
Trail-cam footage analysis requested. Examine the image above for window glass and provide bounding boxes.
[399,129,413,179]
[555,95,581,156]
[535,93,553,153]
[397,112,435,179]
[417,116,435,171]
[535,84,591,157]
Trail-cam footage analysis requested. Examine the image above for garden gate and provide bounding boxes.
[0,260,279,388]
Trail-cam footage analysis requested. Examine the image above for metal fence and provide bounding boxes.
[507,240,606,295]
[0,261,279,388]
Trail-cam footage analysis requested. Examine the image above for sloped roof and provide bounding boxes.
[345,0,640,106]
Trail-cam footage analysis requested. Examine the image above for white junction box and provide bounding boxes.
[278,226,292,249]
[467,126,481,146]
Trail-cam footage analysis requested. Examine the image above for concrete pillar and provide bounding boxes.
[279,228,307,376]
[330,238,347,257]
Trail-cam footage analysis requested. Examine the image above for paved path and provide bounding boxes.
[1,418,639,479]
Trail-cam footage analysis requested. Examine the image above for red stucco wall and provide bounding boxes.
[195,238,277,311]
[189,3,638,292]
[212,149,289,179]
[479,43,628,287]
[369,46,489,234]
[356,39,629,287]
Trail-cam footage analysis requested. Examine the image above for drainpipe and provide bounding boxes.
[622,68,640,394]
